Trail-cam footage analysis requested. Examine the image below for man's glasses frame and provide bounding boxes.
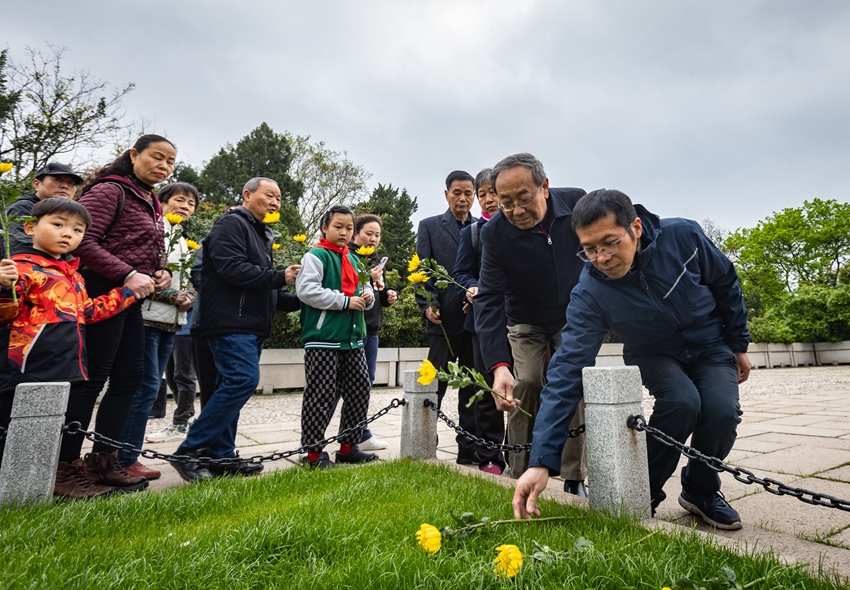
[576,220,636,262]
[498,185,541,212]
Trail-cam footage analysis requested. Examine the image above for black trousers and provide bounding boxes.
[428,331,497,464]
[191,332,217,410]
[60,272,145,463]
[167,335,198,425]
[470,333,507,469]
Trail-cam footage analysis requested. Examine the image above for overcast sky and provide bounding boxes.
[4,1,849,232]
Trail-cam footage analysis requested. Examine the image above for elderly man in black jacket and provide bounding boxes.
[415,170,481,465]
[171,177,299,481]
[475,153,588,495]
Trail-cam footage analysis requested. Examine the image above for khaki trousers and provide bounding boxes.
[504,323,587,481]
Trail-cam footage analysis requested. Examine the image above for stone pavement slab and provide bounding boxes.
[733,446,850,476]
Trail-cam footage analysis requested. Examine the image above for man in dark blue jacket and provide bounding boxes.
[512,189,752,530]
[474,153,587,494]
[171,177,300,481]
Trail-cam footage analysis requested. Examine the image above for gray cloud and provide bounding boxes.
[4,0,849,233]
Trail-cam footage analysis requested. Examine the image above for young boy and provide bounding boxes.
[0,198,136,498]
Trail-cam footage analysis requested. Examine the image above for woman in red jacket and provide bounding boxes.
[58,134,175,493]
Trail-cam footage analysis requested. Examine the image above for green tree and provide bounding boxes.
[171,161,200,186]
[0,45,135,179]
[196,122,303,235]
[357,183,418,281]
[284,133,370,238]
[0,50,21,137]
[725,198,850,307]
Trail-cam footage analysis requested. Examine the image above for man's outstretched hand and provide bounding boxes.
[512,467,549,519]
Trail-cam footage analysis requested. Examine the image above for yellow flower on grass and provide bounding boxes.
[407,253,421,273]
[663,587,672,590]
[293,234,307,243]
[407,271,428,284]
[272,243,281,250]
[185,239,201,250]
[493,544,522,578]
[355,245,375,256]
[263,211,281,224]
[417,359,437,386]
[415,523,441,555]
[0,162,13,174]
[165,212,184,225]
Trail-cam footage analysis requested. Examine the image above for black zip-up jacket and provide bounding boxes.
[348,242,392,336]
[5,193,40,254]
[474,187,586,371]
[199,207,298,338]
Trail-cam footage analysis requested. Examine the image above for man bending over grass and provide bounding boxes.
[511,189,751,530]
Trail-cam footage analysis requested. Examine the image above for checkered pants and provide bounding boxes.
[301,348,371,448]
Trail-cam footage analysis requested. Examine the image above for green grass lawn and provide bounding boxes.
[0,460,846,589]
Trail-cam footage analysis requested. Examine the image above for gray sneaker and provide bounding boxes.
[145,424,188,443]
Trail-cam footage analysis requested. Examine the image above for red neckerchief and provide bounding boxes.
[315,238,358,296]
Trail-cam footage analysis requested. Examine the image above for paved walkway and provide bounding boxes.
[100,365,850,580]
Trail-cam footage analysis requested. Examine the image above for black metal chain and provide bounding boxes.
[0,426,5,442]
[627,415,850,512]
[62,398,406,467]
[424,398,585,453]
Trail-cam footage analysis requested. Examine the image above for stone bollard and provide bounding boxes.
[0,382,71,506]
[400,370,438,459]
[582,366,651,518]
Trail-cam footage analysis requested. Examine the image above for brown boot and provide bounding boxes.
[54,460,112,499]
[83,451,148,492]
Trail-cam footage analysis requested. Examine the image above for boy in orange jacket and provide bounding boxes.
[0,198,136,498]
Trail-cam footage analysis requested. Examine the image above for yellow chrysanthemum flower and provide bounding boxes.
[165,212,184,225]
[263,211,281,224]
[415,523,441,555]
[185,239,201,250]
[272,243,281,250]
[407,253,420,273]
[0,162,13,174]
[493,544,522,578]
[407,271,428,284]
[293,234,307,243]
[355,245,375,256]
[417,359,437,386]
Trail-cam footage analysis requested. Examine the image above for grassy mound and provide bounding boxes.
[0,460,846,589]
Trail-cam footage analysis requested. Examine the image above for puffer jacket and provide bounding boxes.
[0,249,136,385]
[143,218,189,328]
[527,207,750,474]
[74,175,165,282]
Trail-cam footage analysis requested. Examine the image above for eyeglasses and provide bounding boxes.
[498,185,540,212]
[576,222,635,262]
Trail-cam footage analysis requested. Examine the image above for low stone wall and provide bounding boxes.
[256,341,850,391]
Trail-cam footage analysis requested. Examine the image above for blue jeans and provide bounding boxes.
[327,334,379,443]
[119,327,176,465]
[177,333,263,459]
[630,343,742,506]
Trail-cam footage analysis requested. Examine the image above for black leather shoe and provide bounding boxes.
[336,447,378,464]
[564,479,588,498]
[456,451,481,466]
[170,447,214,482]
[208,461,264,477]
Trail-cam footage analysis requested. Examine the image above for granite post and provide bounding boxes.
[400,370,438,459]
[0,382,71,506]
[582,366,651,517]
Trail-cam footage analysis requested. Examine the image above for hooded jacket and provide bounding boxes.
[0,249,135,386]
[199,206,297,338]
[527,207,750,474]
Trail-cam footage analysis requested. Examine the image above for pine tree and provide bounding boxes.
[357,183,418,281]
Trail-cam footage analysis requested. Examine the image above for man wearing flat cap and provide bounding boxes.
[5,162,84,254]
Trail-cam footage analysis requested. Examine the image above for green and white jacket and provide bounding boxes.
[296,247,374,350]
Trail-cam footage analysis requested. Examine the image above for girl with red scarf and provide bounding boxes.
[295,205,377,469]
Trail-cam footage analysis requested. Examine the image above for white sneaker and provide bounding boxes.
[145,424,188,443]
[358,435,389,451]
